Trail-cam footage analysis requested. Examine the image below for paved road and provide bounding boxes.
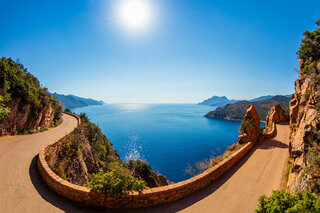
[142,123,290,213]
[0,114,79,213]
[0,117,289,213]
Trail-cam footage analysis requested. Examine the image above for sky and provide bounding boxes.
[1,0,320,103]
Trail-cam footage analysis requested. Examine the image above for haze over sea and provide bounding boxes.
[72,104,241,183]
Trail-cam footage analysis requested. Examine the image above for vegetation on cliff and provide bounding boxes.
[0,57,62,135]
[185,143,244,176]
[256,190,320,213]
[256,19,320,213]
[46,113,168,194]
[297,19,320,67]
[239,118,255,134]
[286,18,320,194]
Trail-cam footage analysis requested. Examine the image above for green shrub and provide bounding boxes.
[126,160,156,186]
[0,57,62,122]
[306,90,312,101]
[297,19,320,73]
[64,108,71,113]
[240,118,254,134]
[256,190,320,213]
[87,166,148,194]
[79,112,89,122]
[0,95,11,121]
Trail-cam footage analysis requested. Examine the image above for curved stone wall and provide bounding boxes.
[259,122,277,142]
[38,120,255,209]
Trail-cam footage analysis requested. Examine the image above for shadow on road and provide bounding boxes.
[29,155,117,213]
[29,133,288,213]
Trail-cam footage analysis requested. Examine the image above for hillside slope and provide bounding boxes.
[205,95,290,121]
[51,93,103,109]
[0,58,62,136]
[46,113,168,190]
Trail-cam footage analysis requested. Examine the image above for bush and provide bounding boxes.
[0,95,11,121]
[79,112,89,122]
[256,190,320,213]
[0,57,62,122]
[240,118,254,134]
[64,108,71,113]
[87,166,148,194]
[297,19,320,70]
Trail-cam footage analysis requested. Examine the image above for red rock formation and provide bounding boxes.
[287,58,320,193]
[0,98,59,135]
[238,104,260,144]
[265,104,286,130]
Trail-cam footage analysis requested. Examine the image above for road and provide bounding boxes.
[0,114,79,213]
[0,116,289,213]
[141,123,290,213]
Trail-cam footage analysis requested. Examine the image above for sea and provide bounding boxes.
[72,103,242,183]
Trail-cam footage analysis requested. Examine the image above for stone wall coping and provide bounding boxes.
[38,112,256,208]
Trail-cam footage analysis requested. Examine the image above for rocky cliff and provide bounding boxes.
[287,61,320,193]
[286,19,320,194]
[0,58,62,135]
[46,114,168,188]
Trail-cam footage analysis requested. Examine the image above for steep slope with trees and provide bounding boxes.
[0,57,62,135]
[45,113,168,194]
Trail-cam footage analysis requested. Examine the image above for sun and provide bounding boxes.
[117,0,152,31]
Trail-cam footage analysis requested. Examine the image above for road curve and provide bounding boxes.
[0,114,78,213]
[141,123,290,213]
[0,117,289,213]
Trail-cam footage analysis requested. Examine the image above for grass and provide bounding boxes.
[186,143,245,176]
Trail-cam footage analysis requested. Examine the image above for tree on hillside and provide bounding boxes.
[297,19,320,63]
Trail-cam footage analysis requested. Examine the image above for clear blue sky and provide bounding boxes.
[1,0,319,103]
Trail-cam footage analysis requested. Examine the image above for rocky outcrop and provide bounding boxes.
[265,104,286,130]
[0,98,58,135]
[259,104,286,141]
[286,59,320,193]
[238,104,260,144]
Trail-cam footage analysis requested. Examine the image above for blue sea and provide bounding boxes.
[72,104,242,183]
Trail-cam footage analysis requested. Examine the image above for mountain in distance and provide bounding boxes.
[199,96,238,107]
[248,95,274,102]
[199,94,292,107]
[205,95,291,121]
[51,93,104,109]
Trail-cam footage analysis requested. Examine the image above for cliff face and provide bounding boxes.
[287,60,320,193]
[0,58,62,136]
[0,97,58,135]
[46,116,168,188]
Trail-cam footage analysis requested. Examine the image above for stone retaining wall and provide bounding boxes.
[259,123,277,142]
[63,111,81,125]
[38,113,255,209]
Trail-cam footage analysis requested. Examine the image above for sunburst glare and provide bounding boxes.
[116,0,153,31]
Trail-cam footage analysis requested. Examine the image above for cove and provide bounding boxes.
[72,104,241,183]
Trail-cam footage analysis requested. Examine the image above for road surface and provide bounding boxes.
[0,116,289,213]
[0,114,78,213]
[142,123,290,213]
